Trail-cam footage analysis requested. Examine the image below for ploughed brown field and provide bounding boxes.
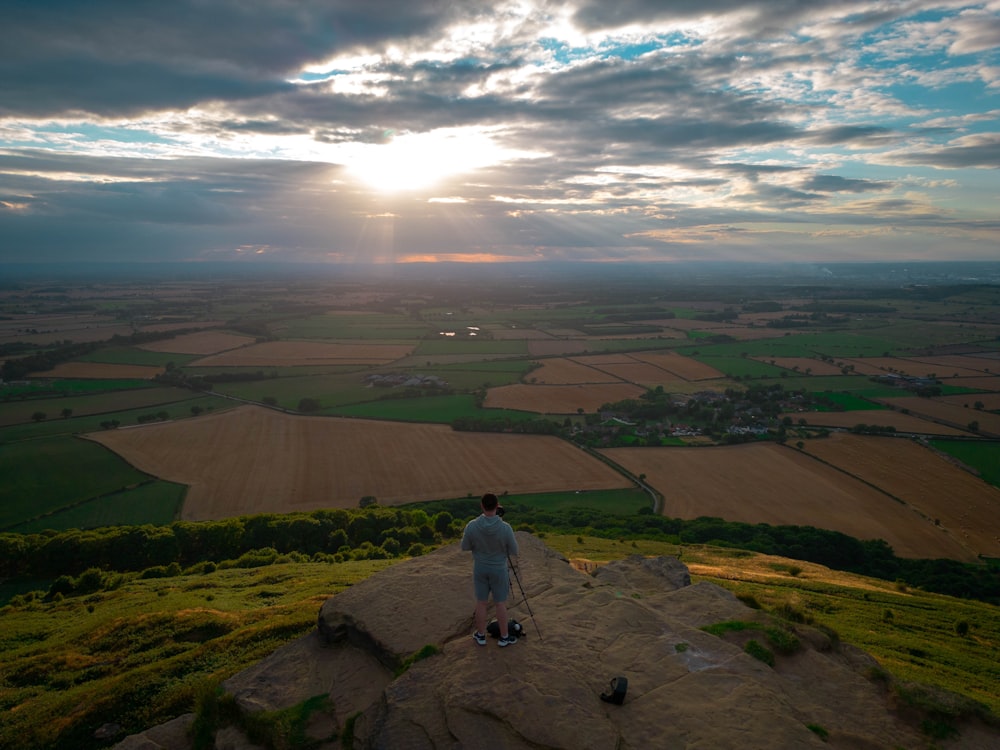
[600,439,992,561]
[85,406,630,520]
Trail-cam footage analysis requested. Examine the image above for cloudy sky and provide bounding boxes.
[1,1,999,266]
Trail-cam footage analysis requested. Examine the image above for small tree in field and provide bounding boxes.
[32,411,47,422]
[359,495,378,509]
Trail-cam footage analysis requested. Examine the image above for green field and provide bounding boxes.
[75,347,197,366]
[929,439,1000,488]
[1,379,155,397]
[807,392,888,411]
[0,386,203,427]
[14,480,187,533]
[0,437,156,530]
[278,313,432,339]
[0,395,234,443]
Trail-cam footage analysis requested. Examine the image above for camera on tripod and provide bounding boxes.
[496,505,505,517]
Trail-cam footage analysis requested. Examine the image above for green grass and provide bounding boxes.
[13,480,187,533]
[207,372,376,410]
[0,386,204,427]
[686,355,788,379]
[278,313,432,340]
[74,347,198,367]
[0,559,395,750]
[929,439,1000,487]
[808,392,887,411]
[500,488,651,514]
[0,437,156,530]
[1,379,156,397]
[0,396,234,442]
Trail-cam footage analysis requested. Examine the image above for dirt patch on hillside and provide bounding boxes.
[86,406,630,520]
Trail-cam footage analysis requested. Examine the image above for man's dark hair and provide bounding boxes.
[481,492,499,511]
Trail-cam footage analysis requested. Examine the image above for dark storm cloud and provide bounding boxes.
[0,0,485,116]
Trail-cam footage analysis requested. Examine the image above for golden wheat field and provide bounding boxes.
[483,382,646,413]
[781,408,971,436]
[877,396,1000,435]
[799,433,1000,560]
[600,441,978,561]
[529,358,620,384]
[85,406,631,520]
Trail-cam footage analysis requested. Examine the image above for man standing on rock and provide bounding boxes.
[461,492,519,647]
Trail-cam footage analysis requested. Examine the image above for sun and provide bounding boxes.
[344,127,525,193]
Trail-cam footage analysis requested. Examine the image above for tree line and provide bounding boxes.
[0,507,458,580]
[3,502,997,605]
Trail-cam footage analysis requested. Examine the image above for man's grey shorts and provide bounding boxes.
[474,565,509,602]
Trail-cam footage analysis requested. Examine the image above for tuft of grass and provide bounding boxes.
[744,639,775,666]
[806,723,829,741]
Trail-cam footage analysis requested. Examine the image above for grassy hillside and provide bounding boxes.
[1,536,997,750]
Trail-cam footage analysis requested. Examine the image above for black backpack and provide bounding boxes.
[486,618,524,639]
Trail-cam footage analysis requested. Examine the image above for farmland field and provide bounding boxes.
[0,386,202,427]
[779,408,971,435]
[0,437,164,530]
[31,362,164,379]
[877,396,1000,436]
[190,340,416,367]
[138,330,255,354]
[86,406,632,520]
[799,433,1000,559]
[484,382,646,413]
[600,442,977,561]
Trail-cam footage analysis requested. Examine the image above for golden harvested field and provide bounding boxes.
[780,409,971,436]
[877,397,1000,436]
[906,354,996,374]
[630,351,725,380]
[800,433,1000,559]
[484,382,645,413]
[752,357,845,376]
[32,362,163,379]
[139,330,255,355]
[86,406,630,520]
[139,320,227,333]
[530,358,620,384]
[938,393,1000,410]
[600,442,976,560]
[590,362,682,386]
[190,340,415,367]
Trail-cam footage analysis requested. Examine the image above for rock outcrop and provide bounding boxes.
[115,533,997,749]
